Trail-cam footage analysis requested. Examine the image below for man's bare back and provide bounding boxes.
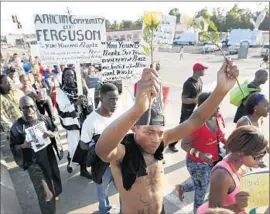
[111,153,165,214]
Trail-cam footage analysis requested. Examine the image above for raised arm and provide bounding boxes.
[96,68,160,162]
[164,60,239,145]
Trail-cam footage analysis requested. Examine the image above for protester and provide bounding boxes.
[32,72,55,121]
[95,60,239,214]
[0,74,24,131]
[236,93,269,212]
[176,92,226,213]
[169,62,207,152]
[11,54,25,76]
[7,66,22,89]
[197,126,268,214]
[20,74,37,100]
[84,66,102,109]
[237,93,269,129]
[10,96,62,214]
[233,69,268,123]
[80,83,120,214]
[56,67,92,179]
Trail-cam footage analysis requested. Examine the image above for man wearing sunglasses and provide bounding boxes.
[9,96,62,214]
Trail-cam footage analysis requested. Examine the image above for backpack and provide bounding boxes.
[230,80,261,107]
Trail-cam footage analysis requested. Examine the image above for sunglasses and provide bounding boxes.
[251,150,267,161]
[22,105,35,110]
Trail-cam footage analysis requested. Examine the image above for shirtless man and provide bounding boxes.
[96,60,239,214]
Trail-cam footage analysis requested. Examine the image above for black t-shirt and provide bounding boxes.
[181,77,203,111]
[233,82,260,123]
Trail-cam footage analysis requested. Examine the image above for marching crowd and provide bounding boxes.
[0,51,269,214]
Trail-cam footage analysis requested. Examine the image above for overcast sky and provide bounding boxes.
[1,1,268,35]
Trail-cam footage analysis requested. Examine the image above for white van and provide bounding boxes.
[173,32,198,46]
[228,29,264,47]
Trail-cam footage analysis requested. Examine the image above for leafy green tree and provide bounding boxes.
[169,8,181,23]
[133,18,143,28]
[111,20,120,30]
[120,20,133,29]
[105,19,111,29]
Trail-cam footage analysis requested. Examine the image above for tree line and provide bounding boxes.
[105,4,269,31]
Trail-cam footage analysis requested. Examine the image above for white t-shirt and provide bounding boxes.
[80,111,118,145]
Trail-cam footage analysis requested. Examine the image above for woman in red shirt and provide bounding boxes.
[176,92,226,213]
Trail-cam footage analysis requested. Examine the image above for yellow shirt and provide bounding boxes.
[0,89,24,128]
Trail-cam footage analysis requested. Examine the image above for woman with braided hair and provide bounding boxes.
[197,126,268,214]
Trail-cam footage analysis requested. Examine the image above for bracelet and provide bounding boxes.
[190,148,195,156]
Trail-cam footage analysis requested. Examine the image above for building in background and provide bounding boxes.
[106,28,142,42]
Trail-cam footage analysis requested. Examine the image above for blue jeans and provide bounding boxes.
[95,167,119,214]
[181,157,213,213]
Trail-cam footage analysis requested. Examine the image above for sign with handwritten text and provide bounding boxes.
[240,168,269,212]
[141,12,176,46]
[101,41,147,82]
[154,13,176,45]
[33,14,106,65]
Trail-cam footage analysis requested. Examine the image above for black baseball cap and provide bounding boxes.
[135,108,165,126]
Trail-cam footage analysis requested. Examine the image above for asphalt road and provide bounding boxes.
[2,50,269,214]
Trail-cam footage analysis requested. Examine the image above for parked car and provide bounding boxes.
[201,41,222,53]
[228,44,240,55]
[261,44,269,57]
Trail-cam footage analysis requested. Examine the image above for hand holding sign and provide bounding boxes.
[134,68,160,115]
[240,168,269,212]
[235,191,250,210]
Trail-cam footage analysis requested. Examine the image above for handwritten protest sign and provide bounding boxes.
[101,41,147,82]
[141,12,176,46]
[154,13,176,45]
[33,14,106,66]
[240,168,269,212]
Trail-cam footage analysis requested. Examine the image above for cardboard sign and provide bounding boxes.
[141,12,176,46]
[33,14,106,66]
[101,41,147,82]
[154,13,176,45]
[240,168,269,212]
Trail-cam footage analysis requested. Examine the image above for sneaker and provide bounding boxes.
[169,145,178,152]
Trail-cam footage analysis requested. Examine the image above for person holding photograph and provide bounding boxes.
[9,96,62,214]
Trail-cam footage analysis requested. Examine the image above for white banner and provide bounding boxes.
[101,41,147,82]
[33,14,106,66]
